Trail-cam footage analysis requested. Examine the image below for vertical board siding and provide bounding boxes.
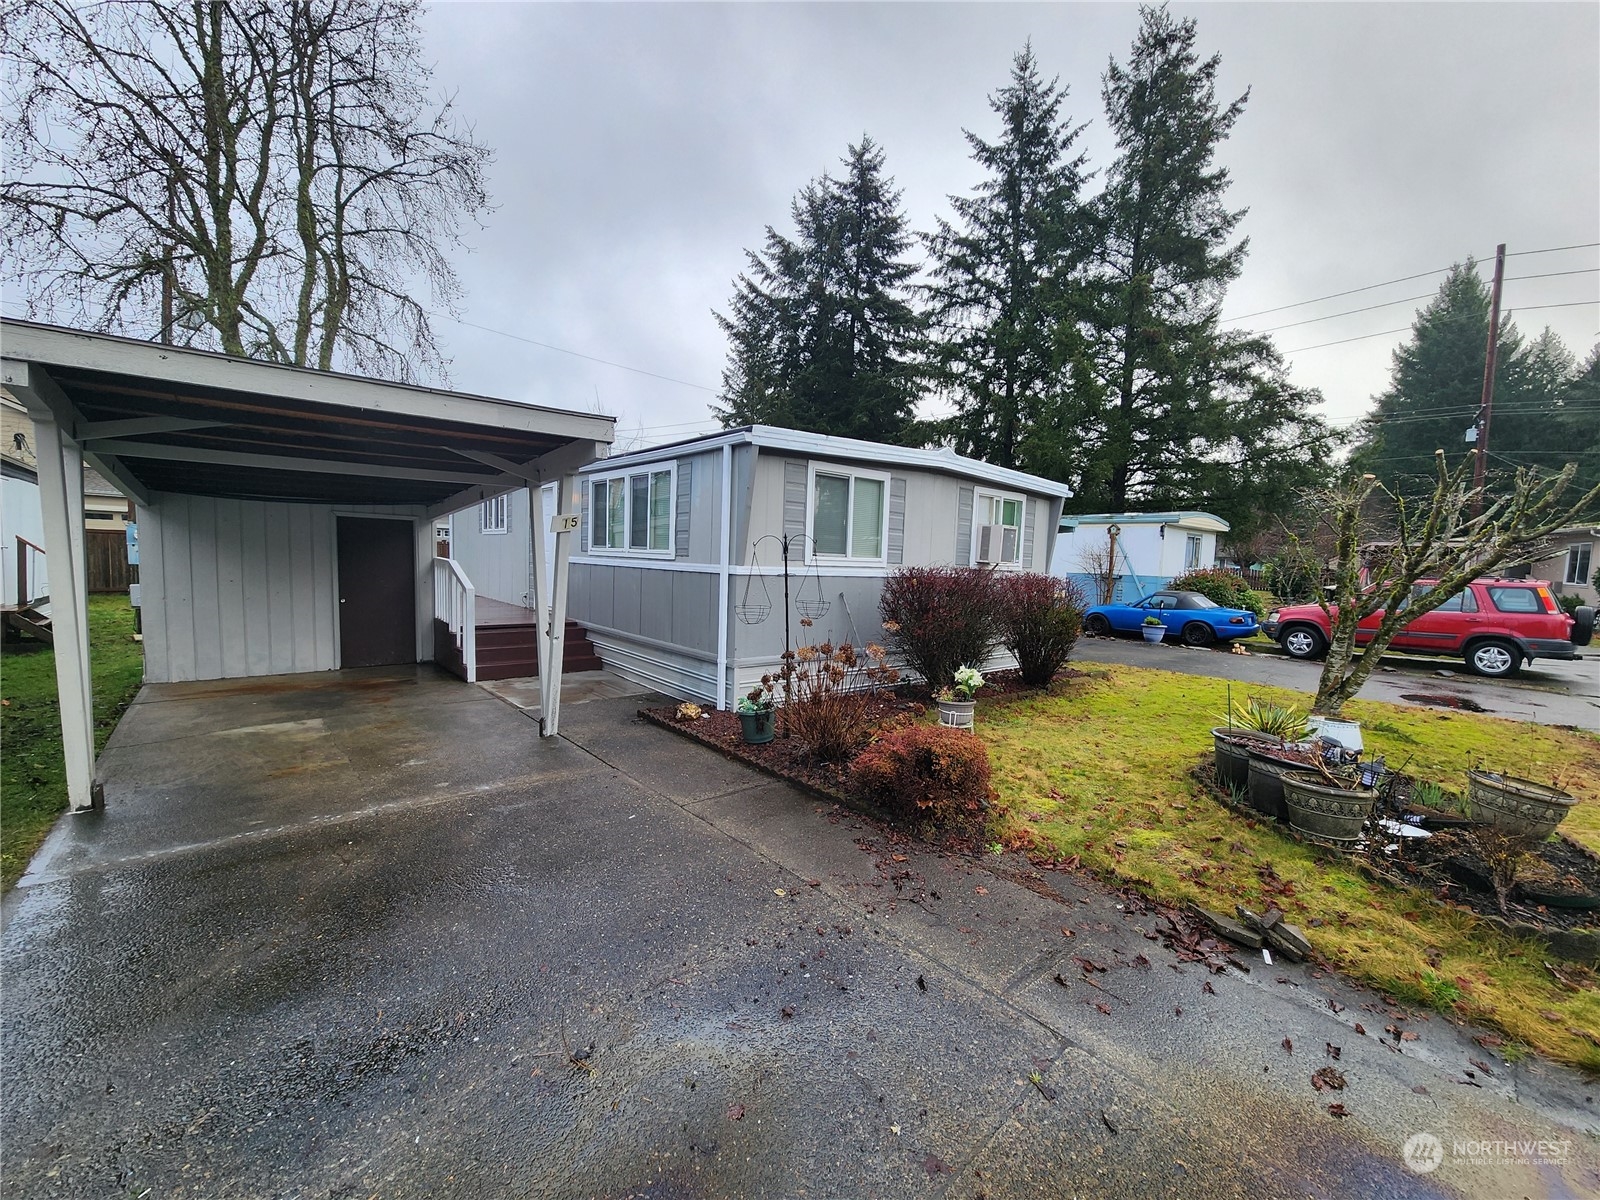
[886,476,907,565]
[675,459,692,558]
[580,483,589,554]
[140,493,421,683]
[955,485,975,566]
[1022,497,1037,570]
[782,460,806,541]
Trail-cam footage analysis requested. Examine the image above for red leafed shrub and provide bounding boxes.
[850,724,992,826]
[878,566,1001,692]
[997,573,1085,687]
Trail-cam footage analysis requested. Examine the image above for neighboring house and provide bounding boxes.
[1,391,47,609]
[1510,526,1599,606]
[1054,511,1228,602]
[447,482,559,609]
[447,425,1073,707]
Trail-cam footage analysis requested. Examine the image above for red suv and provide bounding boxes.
[1262,579,1594,678]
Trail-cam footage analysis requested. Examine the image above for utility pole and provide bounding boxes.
[1472,243,1506,509]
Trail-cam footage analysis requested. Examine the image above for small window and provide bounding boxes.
[1413,585,1477,613]
[480,494,508,534]
[589,467,674,554]
[1184,535,1202,571]
[810,467,887,561]
[974,491,1024,566]
[1487,586,1540,614]
[1565,543,1592,586]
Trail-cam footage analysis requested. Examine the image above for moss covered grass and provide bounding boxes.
[977,663,1600,1071]
[2,596,145,889]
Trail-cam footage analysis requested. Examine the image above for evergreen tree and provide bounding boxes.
[714,138,924,443]
[1074,4,1330,532]
[924,43,1092,471]
[1356,261,1514,493]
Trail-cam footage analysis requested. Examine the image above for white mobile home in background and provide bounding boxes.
[1054,511,1228,602]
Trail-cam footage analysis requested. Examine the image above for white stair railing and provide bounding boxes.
[432,556,477,683]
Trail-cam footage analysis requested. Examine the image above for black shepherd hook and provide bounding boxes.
[751,532,815,724]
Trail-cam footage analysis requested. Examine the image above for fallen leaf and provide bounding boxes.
[922,1154,952,1176]
[1326,1043,1341,1060]
[1469,1058,1496,1077]
[1174,1006,1183,1016]
[1540,1010,1562,1022]
[1281,1038,1293,1055]
[1327,1103,1349,1119]
[1100,1110,1118,1134]
[1473,1034,1504,1048]
[1095,1002,1112,1015]
[974,886,989,895]
[890,1124,901,1135]
[1060,927,1075,939]
[1132,954,1151,969]
[774,889,786,897]
[1354,1023,1367,1036]
[1401,1031,1419,1042]
[727,1103,745,1121]
[1411,1085,1429,1095]
[916,975,927,992]
[780,1006,794,1019]
[1328,1000,1345,1014]
[1052,973,1071,988]
[891,854,908,863]
[1311,1066,1346,1092]
[1202,982,1216,996]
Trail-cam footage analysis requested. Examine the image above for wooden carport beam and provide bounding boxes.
[426,439,608,522]
[87,438,508,486]
[79,416,228,441]
[4,357,153,506]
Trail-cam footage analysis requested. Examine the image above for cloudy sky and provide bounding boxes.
[415,2,1599,449]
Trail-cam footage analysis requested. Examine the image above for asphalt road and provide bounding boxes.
[1075,635,1600,731]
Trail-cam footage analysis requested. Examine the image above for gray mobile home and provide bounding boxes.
[446,425,1070,707]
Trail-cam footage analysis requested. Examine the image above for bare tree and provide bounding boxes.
[1075,532,1119,605]
[2,0,491,383]
[1284,452,1600,716]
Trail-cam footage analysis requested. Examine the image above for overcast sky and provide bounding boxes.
[416,1,1599,450]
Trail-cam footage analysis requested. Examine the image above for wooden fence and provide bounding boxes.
[87,529,132,593]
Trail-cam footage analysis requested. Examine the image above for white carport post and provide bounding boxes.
[31,417,97,810]
[540,474,578,737]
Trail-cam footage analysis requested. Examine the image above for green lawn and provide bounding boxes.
[2,595,145,888]
[975,663,1600,1072]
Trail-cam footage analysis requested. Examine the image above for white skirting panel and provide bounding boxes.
[138,492,430,683]
[584,628,718,704]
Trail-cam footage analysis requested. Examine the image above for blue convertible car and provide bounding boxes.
[1083,589,1260,647]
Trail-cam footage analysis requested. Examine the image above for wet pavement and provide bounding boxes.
[3,666,1598,1199]
[1077,636,1600,731]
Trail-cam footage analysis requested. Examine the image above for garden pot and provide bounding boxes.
[1465,770,1576,841]
[737,708,776,744]
[1141,625,1165,643]
[1281,770,1377,847]
[1245,753,1294,822]
[1307,715,1363,753]
[937,698,976,729]
[1212,728,1283,791]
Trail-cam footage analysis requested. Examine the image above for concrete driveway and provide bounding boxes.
[3,667,1597,1199]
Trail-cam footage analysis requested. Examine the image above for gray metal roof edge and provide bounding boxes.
[1060,510,1230,529]
[582,423,1073,498]
[0,318,616,442]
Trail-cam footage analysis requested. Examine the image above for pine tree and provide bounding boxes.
[924,43,1091,471]
[714,138,924,443]
[1356,262,1530,496]
[1075,5,1332,531]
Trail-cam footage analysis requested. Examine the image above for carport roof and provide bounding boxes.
[0,320,614,514]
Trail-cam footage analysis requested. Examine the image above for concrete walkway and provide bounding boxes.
[2,668,1596,1198]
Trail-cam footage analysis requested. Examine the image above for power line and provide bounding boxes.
[1507,242,1600,257]
[430,310,719,393]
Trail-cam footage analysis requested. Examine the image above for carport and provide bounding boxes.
[1,320,614,811]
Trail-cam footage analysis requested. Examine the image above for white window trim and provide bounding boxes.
[807,462,890,565]
[971,488,1027,568]
[588,463,677,559]
[480,493,509,535]
[1564,542,1592,586]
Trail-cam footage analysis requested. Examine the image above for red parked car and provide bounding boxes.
[1262,578,1594,678]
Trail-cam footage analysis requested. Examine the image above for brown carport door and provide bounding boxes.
[337,517,416,667]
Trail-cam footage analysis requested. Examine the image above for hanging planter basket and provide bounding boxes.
[734,603,771,625]
[795,596,831,619]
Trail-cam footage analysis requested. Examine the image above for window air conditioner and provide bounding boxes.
[976,523,1018,564]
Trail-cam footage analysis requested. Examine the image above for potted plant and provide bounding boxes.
[1141,615,1166,643]
[734,678,777,744]
[1465,768,1577,842]
[936,665,984,729]
[1233,699,1314,821]
[1211,697,1302,791]
[1281,761,1378,847]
